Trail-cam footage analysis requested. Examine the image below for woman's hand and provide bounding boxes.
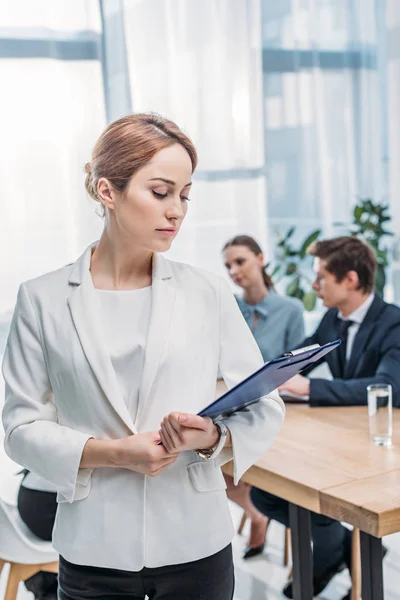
[159,412,220,454]
[114,431,179,477]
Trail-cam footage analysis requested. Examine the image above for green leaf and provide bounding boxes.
[354,205,363,221]
[270,265,281,280]
[299,229,321,258]
[286,275,300,297]
[365,199,373,212]
[285,226,295,240]
[375,248,387,261]
[294,289,305,300]
[303,290,317,312]
[286,262,297,275]
[375,264,386,296]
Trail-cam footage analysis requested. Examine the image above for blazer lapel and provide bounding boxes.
[67,245,137,434]
[135,254,176,426]
[344,295,384,378]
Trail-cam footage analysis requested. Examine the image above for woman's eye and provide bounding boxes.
[152,190,168,199]
[180,196,191,202]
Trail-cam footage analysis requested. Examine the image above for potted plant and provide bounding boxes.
[270,227,321,311]
[350,198,393,296]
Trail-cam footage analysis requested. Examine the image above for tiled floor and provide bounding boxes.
[230,504,400,600]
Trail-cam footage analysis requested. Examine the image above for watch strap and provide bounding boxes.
[195,422,228,460]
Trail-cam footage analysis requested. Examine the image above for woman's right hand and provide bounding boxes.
[114,431,179,477]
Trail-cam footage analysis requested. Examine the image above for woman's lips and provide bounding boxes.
[156,229,176,236]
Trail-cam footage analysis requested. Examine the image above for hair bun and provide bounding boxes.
[84,162,98,201]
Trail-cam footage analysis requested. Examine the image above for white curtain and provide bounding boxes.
[122,0,269,278]
[261,0,387,249]
[0,0,106,324]
[387,0,400,302]
[387,0,400,224]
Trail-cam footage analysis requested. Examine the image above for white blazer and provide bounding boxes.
[2,244,285,571]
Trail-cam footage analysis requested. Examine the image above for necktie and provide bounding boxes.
[338,319,354,377]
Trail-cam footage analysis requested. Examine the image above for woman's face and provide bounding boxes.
[99,144,193,253]
[223,245,264,289]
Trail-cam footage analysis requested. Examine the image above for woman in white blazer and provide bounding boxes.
[2,113,285,600]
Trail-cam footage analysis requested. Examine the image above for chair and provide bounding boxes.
[237,512,361,600]
[0,474,59,600]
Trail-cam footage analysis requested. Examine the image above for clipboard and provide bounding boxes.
[198,339,341,420]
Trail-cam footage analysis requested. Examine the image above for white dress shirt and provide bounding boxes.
[338,294,375,360]
[96,287,151,420]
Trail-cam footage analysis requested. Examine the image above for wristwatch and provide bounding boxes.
[195,422,228,460]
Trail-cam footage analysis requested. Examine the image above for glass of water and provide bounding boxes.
[367,384,393,446]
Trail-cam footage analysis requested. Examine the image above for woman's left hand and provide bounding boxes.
[159,413,220,454]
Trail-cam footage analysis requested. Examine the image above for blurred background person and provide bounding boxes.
[222,234,305,559]
[223,235,305,362]
[278,236,400,407]
[252,235,400,599]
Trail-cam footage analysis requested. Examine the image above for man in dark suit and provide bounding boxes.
[251,236,400,600]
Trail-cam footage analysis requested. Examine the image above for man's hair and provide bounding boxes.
[308,236,377,294]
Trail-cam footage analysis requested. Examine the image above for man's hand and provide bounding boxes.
[159,412,220,454]
[114,431,179,477]
[279,374,310,397]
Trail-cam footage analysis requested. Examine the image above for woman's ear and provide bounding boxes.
[257,252,265,267]
[97,178,115,211]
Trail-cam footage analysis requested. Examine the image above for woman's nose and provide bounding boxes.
[166,197,184,220]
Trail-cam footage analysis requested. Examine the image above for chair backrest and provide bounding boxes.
[0,470,23,507]
[0,471,58,566]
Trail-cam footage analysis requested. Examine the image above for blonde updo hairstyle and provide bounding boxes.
[84,113,198,208]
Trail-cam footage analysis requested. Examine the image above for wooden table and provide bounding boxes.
[218,382,400,600]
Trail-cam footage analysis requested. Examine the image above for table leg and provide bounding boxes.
[360,531,384,600]
[288,502,313,600]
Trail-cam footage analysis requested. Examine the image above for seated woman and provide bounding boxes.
[222,235,305,558]
[17,472,58,599]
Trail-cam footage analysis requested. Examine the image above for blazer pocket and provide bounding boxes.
[187,461,227,492]
[56,468,94,504]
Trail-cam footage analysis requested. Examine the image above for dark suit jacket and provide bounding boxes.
[301,295,400,407]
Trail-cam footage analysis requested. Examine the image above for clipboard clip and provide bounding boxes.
[283,343,320,357]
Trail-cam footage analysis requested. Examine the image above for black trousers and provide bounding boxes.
[58,545,235,600]
[17,483,58,541]
[251,488,351,576]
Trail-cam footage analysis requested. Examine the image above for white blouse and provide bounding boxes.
[96,286,152,420]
